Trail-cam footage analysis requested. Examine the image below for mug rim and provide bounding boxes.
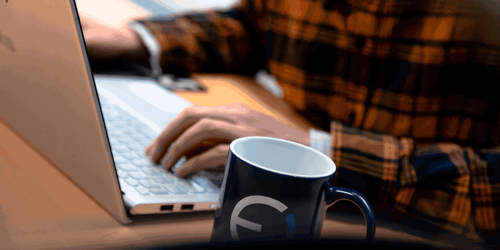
[230,136,336,179]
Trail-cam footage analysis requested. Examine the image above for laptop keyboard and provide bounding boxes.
[99,97,217,196]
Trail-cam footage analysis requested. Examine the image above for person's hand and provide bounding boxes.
[80,15,147,61]
[145,103,310,177]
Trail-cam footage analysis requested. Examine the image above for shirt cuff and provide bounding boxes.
[309,128,332,157]
[128,21,162,80]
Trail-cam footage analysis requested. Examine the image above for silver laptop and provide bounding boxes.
[0,0,221,224]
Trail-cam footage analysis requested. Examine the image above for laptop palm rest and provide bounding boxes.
[94,74,191,133]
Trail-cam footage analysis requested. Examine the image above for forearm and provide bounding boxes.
[128,0,267,76]
[329,121,407,212]
[328,120,500,243]
[121,27,150,67]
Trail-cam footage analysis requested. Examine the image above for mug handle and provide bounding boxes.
[325,182,376,241]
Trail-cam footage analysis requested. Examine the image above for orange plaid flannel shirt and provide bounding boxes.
[134,0,500,243]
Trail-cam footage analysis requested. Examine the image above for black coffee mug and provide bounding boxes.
[211,136,375,243]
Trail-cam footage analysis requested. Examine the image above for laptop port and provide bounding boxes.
[160,205,174,211]
[181,204,194,211]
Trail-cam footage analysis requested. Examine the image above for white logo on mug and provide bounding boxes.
[230,195,295,241]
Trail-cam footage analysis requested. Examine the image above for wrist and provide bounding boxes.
[121,28,150,66]
[309,128,332,156]
[283,127,310,147]
[128,21,163,79]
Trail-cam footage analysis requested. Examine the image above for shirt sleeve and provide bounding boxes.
[329,120,500,242]
[129,0,267,76]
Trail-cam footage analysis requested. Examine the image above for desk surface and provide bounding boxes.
[0,74,451,250]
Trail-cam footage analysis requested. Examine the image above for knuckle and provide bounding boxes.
[154,138,169,152]
[229,102,245,109]
[186,156,204,174]
[196,118,216,131]
[235,102,247,109]
[183,157,197,170]
[154,135,166,145]
[167,141,179,154]
[215,144,229,155]
[179,107,193,119]
[191,156,203,168]
[182,105,204,120]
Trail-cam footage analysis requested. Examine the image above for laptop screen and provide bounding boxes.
[0,0,130,223]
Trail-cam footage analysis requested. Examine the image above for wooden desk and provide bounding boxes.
[0,75,444,250]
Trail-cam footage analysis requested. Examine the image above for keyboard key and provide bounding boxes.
[136,138,153,148]
[163,184,188,194]
[113,121,127,128]
[117,110,135,120]
[133,123,148,130]
[107,129,123,137]
[116,163,139,172]
[111,133,129,140]
[190,176,217,193]
[104,115,119,122]
[151,176,174,184]
[125,121,137,127]
[105,123,116,129]
[109,138,120,145]
[178,180,205,193]
[122,127,135,134]
[173,157,186,169]
[102,109,115,116]
[113,155,127,164]
[127,144,144,153]
[118,137,135,145]
[142,155,155,161]
[130,158,150,167]
[138,129,156,140]
[128,172,149,180]
[129,133,146,141]
[149,187,169,195]
[139,180,161,188]
[140,167,163,176]
[189,181,206,193]
[124,178,139,187]
[164,171,178,179]
[116,169,128,178]
[112,144,129,153]
[112,149,120,157]
[121,152,140,160]
[140,161,160,168]
[119,179,127,188]
[134,186,149,195]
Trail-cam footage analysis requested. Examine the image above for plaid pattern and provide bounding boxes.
[135,0,500,242]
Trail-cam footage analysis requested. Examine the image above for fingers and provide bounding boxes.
[160,117,247,170]
[174,144,230,177]
[146,106,237,163]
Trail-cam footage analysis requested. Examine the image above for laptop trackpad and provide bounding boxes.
[125,83,191,114]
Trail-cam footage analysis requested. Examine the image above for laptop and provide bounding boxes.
[0,0,222,224]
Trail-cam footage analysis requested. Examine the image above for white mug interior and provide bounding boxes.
[230,136,336,178]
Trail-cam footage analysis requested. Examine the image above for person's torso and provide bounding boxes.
[259,0,500,149]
